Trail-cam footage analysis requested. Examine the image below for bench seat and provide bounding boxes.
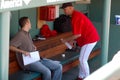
[9,48,100,80]
[9,51,79,80]
[50,51,80,65]
[9,71,41,80]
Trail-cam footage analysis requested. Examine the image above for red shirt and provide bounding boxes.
[71,10,100,47]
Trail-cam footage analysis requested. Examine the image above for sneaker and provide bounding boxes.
[78,78,83,80]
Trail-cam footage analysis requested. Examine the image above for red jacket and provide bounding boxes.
[71,10,100,47]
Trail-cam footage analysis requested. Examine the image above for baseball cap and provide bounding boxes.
[61,2,73,9]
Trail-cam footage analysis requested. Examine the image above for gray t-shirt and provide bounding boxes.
[10,30,35,70]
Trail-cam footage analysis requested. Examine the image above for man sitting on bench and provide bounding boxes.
[10,17,62,80]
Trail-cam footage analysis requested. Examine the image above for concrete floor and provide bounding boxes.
[62,66,79,80]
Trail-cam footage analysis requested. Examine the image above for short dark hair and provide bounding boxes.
[19,17,29,28]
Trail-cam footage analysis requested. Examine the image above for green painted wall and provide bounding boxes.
[89,0,120,61]
[10,11,19,39]
[109,24,120,60]
[89,0,103,22]
[89,0,120,24]
[111,0,120,24]
[10,8,39,38]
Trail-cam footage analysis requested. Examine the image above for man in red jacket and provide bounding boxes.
[61,3,100,80]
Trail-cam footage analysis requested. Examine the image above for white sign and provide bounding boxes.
[0,0,31,9]
[47,0,64,3]
[22,51,40,65]
[23,0,31,5]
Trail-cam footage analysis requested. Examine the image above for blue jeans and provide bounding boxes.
[26,58,62,80]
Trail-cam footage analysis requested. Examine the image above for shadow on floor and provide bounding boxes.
[62,66,79,80]
[62,56,101,80]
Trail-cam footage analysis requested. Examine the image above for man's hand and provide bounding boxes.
[69,40,76,48]
[22,51,30,56]
[60,38,66,43]
[33,45,37,50]
[60,38,72,49]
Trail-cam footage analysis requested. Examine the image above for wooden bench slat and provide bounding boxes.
[89,48,101,59]
[40,44,67,58]
[9,61,20,74]
[34,32,72,51]
[9,71,41,80]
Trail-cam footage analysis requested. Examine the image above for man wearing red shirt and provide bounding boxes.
[61,3,100,80]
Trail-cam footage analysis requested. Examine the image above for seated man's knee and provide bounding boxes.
[58,64,62,70]
[42,68,51,79]
[56,63,62,72]
[46,70,51,78]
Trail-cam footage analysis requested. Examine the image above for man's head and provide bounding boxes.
[19,17,31,31]
[61,3,74,16]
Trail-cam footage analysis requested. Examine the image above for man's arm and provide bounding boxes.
[61,34,81,42]
[10,46,30,56]
[60,34,81,49]
[33,45,37,51]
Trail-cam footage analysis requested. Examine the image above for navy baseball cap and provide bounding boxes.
[61,2,73,9]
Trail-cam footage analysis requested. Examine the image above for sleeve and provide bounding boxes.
[10,33,22,48]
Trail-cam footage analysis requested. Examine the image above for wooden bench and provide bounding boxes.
[9,32,100,80]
